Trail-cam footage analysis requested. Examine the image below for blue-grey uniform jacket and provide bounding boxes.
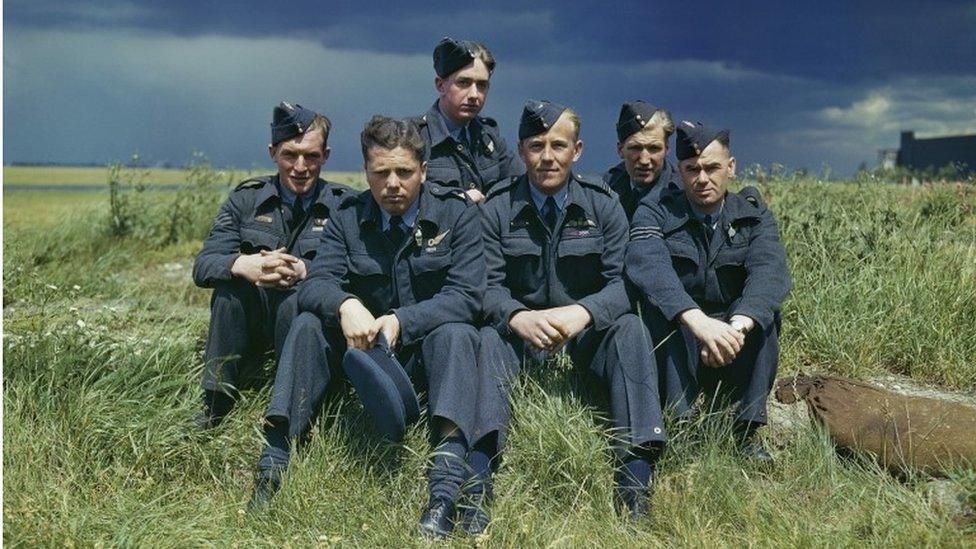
[298,182,485,346]
[625,187,791,330]
[482,173,632,336]
[192,176,352,288]
[602,159,683,220]
[414,101,523,193]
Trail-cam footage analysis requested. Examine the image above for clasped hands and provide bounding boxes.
[679,309,755,368]
[509,304,592,352]
[232,247,306,289]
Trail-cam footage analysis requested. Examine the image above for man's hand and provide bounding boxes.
[679,309,745,368]
[543,304,592,345]
[465,188,486,204]
[339,298,376,350]
[369,314,401,349]
[232,248,305,289]
[509,310,568,352]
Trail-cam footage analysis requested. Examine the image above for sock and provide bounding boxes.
[203,389,234,419]
[428,435,468,503]
[258,418,290,474]
[467,434,498,487]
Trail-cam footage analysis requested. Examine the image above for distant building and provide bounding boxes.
[888,131,976,174]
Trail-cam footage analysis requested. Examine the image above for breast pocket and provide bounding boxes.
[240,227,282,253]
[347,253,388,309]
[665,237,701,288]
[295,237,321,261]
[409,250,452,301]
[556,235,605,297]
[714,245,748,301]
[501,236,543,296]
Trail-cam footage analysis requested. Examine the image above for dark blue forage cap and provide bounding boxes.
[433,37,479,78]
[519,99,568,140]
[271,101,318,146]
[341,334,420,442]
[616,100,660,142]
[675,120,730,161]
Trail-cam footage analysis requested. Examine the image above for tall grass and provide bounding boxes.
[3,167,974,545]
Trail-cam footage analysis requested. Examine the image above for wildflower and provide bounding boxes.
[76,320,86,329]
[46,284,58,290]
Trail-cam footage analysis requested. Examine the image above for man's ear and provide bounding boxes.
[419,161,428,183]
[572,140,584,163]
[728,156,737,178]
[268,143,276,160]
[322,146,331,163]
[616,141,624,160]
[435,76,446,95]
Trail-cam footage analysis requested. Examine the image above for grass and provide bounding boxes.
[3,165,975,546]
[2,165,367,189]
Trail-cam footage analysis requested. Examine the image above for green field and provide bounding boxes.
[3,165,975,546]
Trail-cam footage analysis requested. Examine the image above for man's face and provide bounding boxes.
[269,130,329,196]
[678,140,736,212]
[618,126,668,186]
[518,113,583,194]
[435,58,490,125]
[365,146,427,215]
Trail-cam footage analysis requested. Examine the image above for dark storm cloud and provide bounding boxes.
[6,0,975,80]
[4,1,975,175]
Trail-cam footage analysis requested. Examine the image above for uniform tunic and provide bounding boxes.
[192,176,351,393]
[414,101,523,193]
[477,173,666,457]
[625,187,791,424]
[266,182,486,442]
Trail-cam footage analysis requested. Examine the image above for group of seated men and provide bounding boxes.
[190,37,791,539]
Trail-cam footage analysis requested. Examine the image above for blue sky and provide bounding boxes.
[4,0,975,176]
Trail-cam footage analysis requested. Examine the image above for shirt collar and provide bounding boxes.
[275,178,319,209]
[435,102,469,142]
[380,194,421,231]
[528,178,569,213]
[689,199,724,228]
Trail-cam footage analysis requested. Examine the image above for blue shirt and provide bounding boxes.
[528,180,569,216]
[689,199,725,230]
[380,194,421,231]
[436,103,469,144]
[276,179,318,210]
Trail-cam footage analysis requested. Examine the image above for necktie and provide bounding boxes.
[703,214,715,243]
[543,196,558,231]
[459,127,471,153]
[623,186,640,218]
[387,215,406,248]
[289,199,307,233]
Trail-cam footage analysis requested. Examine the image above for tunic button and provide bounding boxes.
[456,144,464,151]
[467,182,476,189]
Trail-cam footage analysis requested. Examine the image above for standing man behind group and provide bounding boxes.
[625,121,790,460]
[414,37,523,203]
[603,100,682,219]
[191,102,351,428]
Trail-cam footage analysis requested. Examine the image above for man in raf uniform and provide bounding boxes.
[191,102,351,428]
[247,116,485,541]
[472,100,666,529]
[413,37,523,203]
[603,100,682,220]
[625,121,791,460]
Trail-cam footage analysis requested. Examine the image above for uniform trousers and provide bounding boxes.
[266,312,481,442]
[476,313,666,460]
[201,279,298,394]
[644,305,780,425]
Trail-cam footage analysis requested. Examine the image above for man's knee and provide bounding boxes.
[424,322,479,350]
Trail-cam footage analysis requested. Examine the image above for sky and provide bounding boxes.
[4,0,976,177]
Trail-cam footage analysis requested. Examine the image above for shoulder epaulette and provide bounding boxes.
[428,182,467,201]
[409,114,429,129]
[478,116,498,128]
[338,190,367,209]
[574,173,612,196]
[234,175,272,190]
[485,176,519,201]
[738,186,768,210]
